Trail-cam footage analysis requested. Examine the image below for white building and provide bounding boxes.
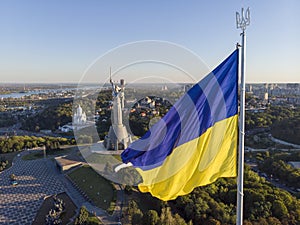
[73,105,87,125]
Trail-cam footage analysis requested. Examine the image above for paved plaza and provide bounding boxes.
[0,151,122,225]
[0,152,65,224]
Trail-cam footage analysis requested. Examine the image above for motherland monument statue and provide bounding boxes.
[103,70,131,150]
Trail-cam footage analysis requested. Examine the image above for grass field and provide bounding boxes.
[68,165,116,212]
[85,153,121,165]
[21,150,44,160]
[22,146,76,160]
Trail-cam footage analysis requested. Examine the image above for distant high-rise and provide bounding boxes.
[162,84,168,91]
[246,84,253,93]
[120,79,125,109]
[287,83,299,89]
[264,92,268,102]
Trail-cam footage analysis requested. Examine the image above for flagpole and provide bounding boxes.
[236,7,250,225]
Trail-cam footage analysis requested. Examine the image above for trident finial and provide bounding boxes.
[236,7,250,31]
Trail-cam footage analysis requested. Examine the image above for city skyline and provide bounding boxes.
[0,0,299,83]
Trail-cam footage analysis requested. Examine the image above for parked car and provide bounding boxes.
[11,180,18,186]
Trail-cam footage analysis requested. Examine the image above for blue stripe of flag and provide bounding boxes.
[121,49,238,170]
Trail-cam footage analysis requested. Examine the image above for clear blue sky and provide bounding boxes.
[0,0,299,83]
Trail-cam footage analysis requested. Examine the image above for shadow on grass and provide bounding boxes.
[68,165,117,213]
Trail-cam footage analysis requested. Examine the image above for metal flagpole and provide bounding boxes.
[236,7,250,225]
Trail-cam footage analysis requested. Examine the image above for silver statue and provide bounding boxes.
[104,70,131,150]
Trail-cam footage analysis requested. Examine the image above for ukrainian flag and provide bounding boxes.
[121,50,238,201]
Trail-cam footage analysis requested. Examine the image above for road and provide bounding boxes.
[270,135,300,149]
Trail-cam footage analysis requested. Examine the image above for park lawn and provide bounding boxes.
[68,165,116,212]
[113,154,122,161]
[46,146,77,156]
[85,153,121,164]
[22,146,77,160]
[22,150,44,160]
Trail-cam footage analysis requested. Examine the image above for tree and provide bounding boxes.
[173,214,188,225]
[127,200,139,215]
[127,200,144,225]
[203,218,221,225]
[144,210,159,225]
[21,101,73,131]
[132,210,143,225]
[159,207,187,225]
[253,218,268,225]
[159,207,174,225]
[272,200,288,218]
[267,217,282,225]
[243,220,253,225]
[75,206,89,225]
[0,158,8,172]
[78,135,93,144]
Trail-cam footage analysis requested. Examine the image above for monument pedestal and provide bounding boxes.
[104,125,131,150]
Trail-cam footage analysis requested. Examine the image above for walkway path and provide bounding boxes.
[57,172,119,224]
[0,150,121,225]
[0,151,65,224]
[270,136,300,149]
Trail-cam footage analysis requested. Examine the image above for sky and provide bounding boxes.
[0,0,299,83]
